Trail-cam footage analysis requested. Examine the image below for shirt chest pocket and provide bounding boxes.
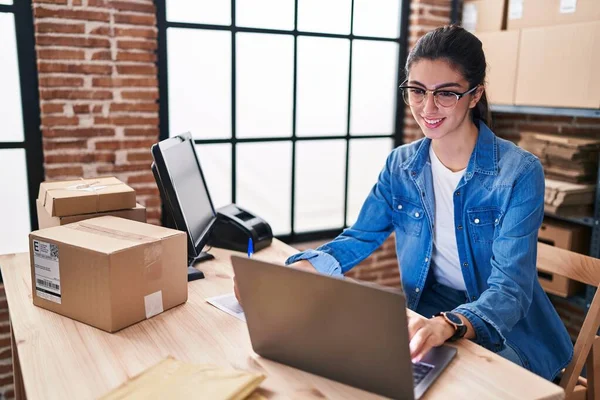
[393,197,425,237]
[467,207,503,244]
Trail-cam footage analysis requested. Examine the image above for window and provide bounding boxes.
[157,0,409,242]
[0,0,43,255]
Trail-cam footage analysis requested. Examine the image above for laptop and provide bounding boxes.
[231,255,457,400]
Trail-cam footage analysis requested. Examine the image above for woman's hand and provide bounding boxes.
[407,312,455,363]
[233,260,317,306]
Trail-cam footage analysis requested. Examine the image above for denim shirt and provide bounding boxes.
[286,121,573,380]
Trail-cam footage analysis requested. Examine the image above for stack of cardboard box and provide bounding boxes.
[464,0,600,109]
[30,177,189,333]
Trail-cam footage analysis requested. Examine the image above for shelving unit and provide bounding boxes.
[491,104,600,310]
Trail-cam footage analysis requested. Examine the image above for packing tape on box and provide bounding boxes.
[41,179,129,213]
[65,222,164,282]
[66,180,108,192]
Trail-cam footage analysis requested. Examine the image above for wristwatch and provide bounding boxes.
[434,311,467,342]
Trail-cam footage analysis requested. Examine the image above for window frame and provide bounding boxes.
[156,0,410,243]
[0,0,44,233]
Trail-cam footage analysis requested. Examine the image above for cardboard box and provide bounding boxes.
[515,22,600,108]
[38,177,137,217]
[477,30,520,105]
[37,200,147,229]
[463,0,508,32]
[537,218,589,297]
[29,216,188,332]
[508,0,600,30]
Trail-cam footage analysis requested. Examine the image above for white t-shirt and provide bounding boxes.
[429,145,467,291]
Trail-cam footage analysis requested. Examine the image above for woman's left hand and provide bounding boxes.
[407,312,455,363]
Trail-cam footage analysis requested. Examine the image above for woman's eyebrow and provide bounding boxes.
[408,80,463,90]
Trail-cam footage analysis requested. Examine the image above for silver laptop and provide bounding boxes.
[231,255,456,400]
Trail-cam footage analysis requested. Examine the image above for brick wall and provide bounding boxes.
[34,0,162,225]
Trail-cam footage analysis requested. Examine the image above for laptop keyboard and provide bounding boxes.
[413,362,434,386]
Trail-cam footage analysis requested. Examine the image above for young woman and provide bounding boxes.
[234,25,573,381]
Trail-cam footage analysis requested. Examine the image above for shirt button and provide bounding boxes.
[398,204,403,210]
[455,191,460,196]
[457,225,463,230]
[415,288,420,293]
[425,257,429,262]
[411,171,417,177]
[415,212,420,218]
[474,218,480,224]
[495,219,499,224]
[463,262,468,267]
[471,296,477,300]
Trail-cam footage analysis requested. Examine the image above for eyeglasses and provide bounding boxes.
[399,81,479,108]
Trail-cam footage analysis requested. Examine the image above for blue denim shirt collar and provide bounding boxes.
[400,120,499,179]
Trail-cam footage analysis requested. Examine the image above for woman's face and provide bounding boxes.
[406,59,482,141]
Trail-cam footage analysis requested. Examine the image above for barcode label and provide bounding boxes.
[33,239,61,304]
[560,0,577,13]
[37,278,60,291]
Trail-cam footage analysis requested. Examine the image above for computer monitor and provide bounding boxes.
[151,133,217,281]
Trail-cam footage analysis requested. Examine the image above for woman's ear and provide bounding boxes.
[468,85,484,109]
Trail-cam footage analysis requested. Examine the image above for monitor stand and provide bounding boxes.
[187,251,215,281]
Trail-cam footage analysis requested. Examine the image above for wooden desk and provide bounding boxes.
[2,240,563,399]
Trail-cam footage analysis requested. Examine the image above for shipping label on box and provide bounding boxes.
[508,0,524,19]
[560,0,578,13]
[32,239,62,304]
[38,177,137,217]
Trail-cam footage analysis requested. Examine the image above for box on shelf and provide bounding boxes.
[537,218,590,297]
[37,200,146,229]
[515,22,600,109]
[38,177,137,217]
[462,0,508,32]
[507,0,600,30]
[29,216,187,333]
[476,30,520,105]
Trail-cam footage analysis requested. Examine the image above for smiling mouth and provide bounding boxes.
[421,116,446,129]
[423,117,444,124]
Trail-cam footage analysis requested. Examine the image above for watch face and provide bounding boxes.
[446,312,463,325]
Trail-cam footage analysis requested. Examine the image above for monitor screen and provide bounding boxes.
[160,138,216,250]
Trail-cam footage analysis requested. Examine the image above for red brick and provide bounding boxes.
[141,196,161,207]
[45,153,116,163]
[111,103,158,113]
[95,139,156,150]
[517,123,560,134]
[127,152,153,162]
[92,105,105,113]
[0,337,10,350]
[0,347,11,359]
[73,0,82,5]
[39,76,84,87]
[0,375,14,387]
[121,90,159,100]
[528,114,575,123]
[97,163,152,173]
[117,52,156,63]
[43,139,88,151]
[38,62,112,75]
[561,126,600,136]
[124,127,159,137]
[73,104,90,114]
[34,7,110,22]
[117,40,157,51]
[41,103,64,114]
[90,25,111,36]
[46,166,84,178]
[92,77,157,88]
[36,0,68,3]
[5,389,14,400]
[114,27,157,39]
[114,13,156,26]
[91,50,113,61]
[94,116,158,126]
[41,116,79,126]
[116,64,157,75]
[146,209,161,221]
[127,173,154,184]
[134,186,160,196]
[43,128,114,138]
[40,89,113,100]
[36,22,85,34]
[37,49,85,60]
[575,117,600,125]
[37,35,111,49]
[110,1,155,13]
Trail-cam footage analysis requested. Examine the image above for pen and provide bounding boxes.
[247,237,253,258]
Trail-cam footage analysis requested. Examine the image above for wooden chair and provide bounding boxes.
[537,242,600,400]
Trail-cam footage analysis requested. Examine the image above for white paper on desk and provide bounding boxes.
[206,293,246,322]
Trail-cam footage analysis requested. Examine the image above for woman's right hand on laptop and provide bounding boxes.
[233,260,317,306]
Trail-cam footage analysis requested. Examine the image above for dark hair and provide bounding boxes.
[405,25,490,125]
